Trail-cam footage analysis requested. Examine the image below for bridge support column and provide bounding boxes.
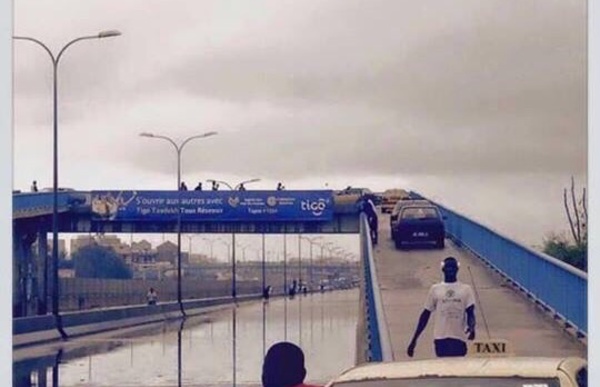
[13,230,23,317]
[37,230,49,314]
[13,227,38,317]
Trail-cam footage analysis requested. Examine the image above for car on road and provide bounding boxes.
[380,188,409,214]
[389,199,431,235]
[325,357,587,387]
[334,187,379,212]
[392,205,445,249]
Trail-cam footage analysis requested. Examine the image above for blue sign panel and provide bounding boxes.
[90,190,334,222]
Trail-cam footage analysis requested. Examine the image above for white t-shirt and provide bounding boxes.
[424,281,475,340]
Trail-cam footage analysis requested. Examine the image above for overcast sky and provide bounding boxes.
[12,0,588,246]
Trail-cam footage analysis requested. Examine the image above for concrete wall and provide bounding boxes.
[59,278,268,311]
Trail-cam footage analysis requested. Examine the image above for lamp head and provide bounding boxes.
[139,132,155,138]
[202,131,218,138]
[98,30,122,39]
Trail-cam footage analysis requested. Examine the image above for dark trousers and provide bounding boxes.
[434,338,467,357]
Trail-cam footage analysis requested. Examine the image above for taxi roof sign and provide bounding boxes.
[468,339,512,357]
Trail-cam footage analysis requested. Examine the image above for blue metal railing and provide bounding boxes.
[411,191,587,336]
[359,213,393,362]
[12,191,73,216]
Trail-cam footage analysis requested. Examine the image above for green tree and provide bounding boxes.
[542,177,587,272]
[72,244,132,279]
[542,232,587,272]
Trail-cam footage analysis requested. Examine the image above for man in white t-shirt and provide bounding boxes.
[407,256,476,357]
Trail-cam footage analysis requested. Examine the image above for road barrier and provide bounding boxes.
[356,213,393,363]
[411,191,587,337]
[13,294,261,348]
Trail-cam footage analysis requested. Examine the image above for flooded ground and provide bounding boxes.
[14,290,359,387]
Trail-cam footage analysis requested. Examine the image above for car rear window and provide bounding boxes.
[334,377,560,387]
[401,207,439,219]
[394,200,429,212]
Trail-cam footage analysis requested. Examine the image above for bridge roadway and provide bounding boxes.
[373,213,586,360]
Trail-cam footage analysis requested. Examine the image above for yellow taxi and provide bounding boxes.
[325,357,587,387]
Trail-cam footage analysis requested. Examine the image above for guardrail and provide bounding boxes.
[13,294,261,348]
[12,191,78,218]
[410,191,587,337]
[356,213,393,363]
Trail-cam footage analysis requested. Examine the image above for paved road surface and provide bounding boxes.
[373,212,586,360]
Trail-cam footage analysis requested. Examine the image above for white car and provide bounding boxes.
[325,357,587,387]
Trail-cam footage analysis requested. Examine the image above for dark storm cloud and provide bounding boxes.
[13,0,587,183]
[119,0,586,179]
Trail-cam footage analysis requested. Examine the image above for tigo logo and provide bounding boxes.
[301,199,328,216]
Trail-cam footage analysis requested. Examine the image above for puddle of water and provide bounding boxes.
[14,290,358,387]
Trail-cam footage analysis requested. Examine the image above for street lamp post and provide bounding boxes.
[234,178,261,190]
[206,179,233,190]
[140,131,217,314]
[283,234,288,295]
[201,237,215,261]
[206,178,260,191]
[216,237,235,298]
[323,242,335,286]
[14,30,121,323]
[301,236,321,290]
[298,235,302,289]
[261,234,266,296]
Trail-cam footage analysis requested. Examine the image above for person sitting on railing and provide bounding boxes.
[262,342,321,387]
[407,257,476,358]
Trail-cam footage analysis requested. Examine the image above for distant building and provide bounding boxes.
[131,240,157,265]
[189,253,213,264]
[58,268,75,278]
[70,235,95,253]
[156,241,188,265]
[48,239,67,258]
[71,234,126,254]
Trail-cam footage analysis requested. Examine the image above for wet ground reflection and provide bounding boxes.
[14,290,358,387]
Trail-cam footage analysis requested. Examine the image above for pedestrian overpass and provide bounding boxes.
[12,189,586,361]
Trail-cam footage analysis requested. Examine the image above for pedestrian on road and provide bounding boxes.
[407,256,476,358]
[194,182,203,191]
[180,182,188,191]
[211,181,219,191]
[31,180,38,192]
[359,197,378,245]
[263,285,272,300]
[262,342,321,387]
[276,182,285,191]
[147,287,158,305]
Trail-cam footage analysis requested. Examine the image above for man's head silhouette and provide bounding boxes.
[441,256,460,282]
[262,342,306,387]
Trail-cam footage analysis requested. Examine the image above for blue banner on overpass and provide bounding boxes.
[90,190,334,222]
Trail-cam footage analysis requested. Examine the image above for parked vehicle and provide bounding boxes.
[325,357,587,387]
[389,199,430,236]
[392,205,445,249]
[380,188,409,213]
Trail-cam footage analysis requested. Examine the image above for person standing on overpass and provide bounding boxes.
[359,196,378,245]
[407,256,476,357]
